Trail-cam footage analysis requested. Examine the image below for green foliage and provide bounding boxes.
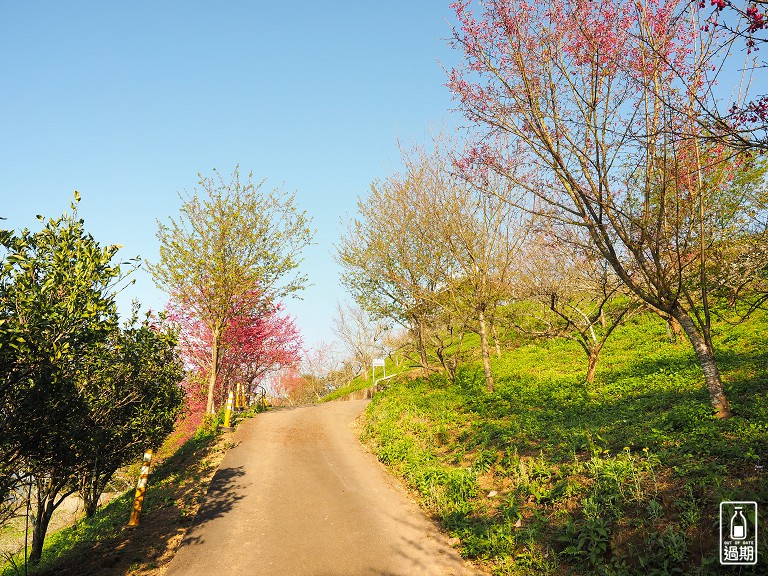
[75,309,185,516]
[0,417,224,575]
[321,355,406,402]
[321,378,376,402]
[362,311,768,575]
[0,200,123,465]
[0,198,184,562]
[147,167,315,414]
[148,168,314,309]
[0,199,126,527]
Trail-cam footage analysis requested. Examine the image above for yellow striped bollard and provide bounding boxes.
[221,390,234,430]
[127,449,153,527]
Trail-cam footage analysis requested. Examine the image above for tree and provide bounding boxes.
[448,0,760,417]
[0,197,127,562]
[695,0,768,151]
[75,311,184,517]
[168,292,303,411]
[516,231,642,383]
[218,298,303,400]
[704,158,768,314]
[272,367,317,405]
[401,141,529,392]
[337,166,450,370]
[332,301,390,377]
[300,340,344,394]
[147,168,314,414]
[339,137,530,388]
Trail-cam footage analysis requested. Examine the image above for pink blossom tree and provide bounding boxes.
[167,291,302,413]
[701,0,767,150]
[271,367,314,405]
[147,168,313,415]
[447,0,759,417]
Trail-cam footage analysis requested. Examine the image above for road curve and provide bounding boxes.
[163,399,483,576]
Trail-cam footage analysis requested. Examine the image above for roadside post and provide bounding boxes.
[221,390,235,431]
[372,358,386,387]
[127,449,153,527]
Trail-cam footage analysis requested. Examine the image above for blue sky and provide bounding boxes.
[0,1,462,348]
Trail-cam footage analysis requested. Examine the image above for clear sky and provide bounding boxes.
[0,1,463,348]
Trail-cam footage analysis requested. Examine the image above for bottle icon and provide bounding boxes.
[731,506,748,540]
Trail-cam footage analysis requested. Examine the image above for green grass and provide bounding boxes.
[321,356,408,402]
[321,378,376,402]
[361,311,768,575]
[0,412,231,576]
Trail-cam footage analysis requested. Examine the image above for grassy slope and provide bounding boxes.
[360,312,768,575]
[0,407,261,576]
[321,357,410,402]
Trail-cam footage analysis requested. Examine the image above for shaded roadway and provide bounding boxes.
[164,399,483,576]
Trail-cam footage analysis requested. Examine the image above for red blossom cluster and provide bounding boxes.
[270,368,310,405]
[451,0,766,153]
[166,290,302,413]
[448,0,696,141]
[745,5,766,32]
[706,0,766,51]
[732,95,768,125]
[709,0,767,32]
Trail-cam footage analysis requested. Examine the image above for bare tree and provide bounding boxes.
[337,166,451,369]
[448,0,766,417]
[687,0,768,152]
[332,301,391,377]
[516,230,642,383]
[299,340,343,396]
[399,141,529,392]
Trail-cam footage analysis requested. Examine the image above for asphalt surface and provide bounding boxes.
[164,399,483,576]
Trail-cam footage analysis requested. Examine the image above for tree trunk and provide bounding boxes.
[84,493,98,518]
[29,481,58,564]
[478,308,494,392]
[491,322,502,357]
[29,506,52,564]
[585,345,602,384]
[206,330,221,415]
[671,305,731,418]
[670,318,682,341]
[82,469,114,518]
[81,472,99,518]
[414,316,429,369]
[81,449,102,518]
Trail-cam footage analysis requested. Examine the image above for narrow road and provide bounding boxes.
[164,400,482,576]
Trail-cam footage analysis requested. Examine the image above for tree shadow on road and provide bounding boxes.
[177,465,246,547]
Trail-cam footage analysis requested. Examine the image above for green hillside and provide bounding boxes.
[359,311,768,575]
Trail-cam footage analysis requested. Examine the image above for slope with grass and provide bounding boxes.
[0,408,258,576]
[359,312,768,575]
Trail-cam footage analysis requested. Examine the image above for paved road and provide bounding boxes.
[164,400,482,576]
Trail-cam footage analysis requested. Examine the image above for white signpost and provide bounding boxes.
[372,358,386,383]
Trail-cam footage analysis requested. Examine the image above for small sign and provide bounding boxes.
[372,358,385,367]
[720,501,758,565]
